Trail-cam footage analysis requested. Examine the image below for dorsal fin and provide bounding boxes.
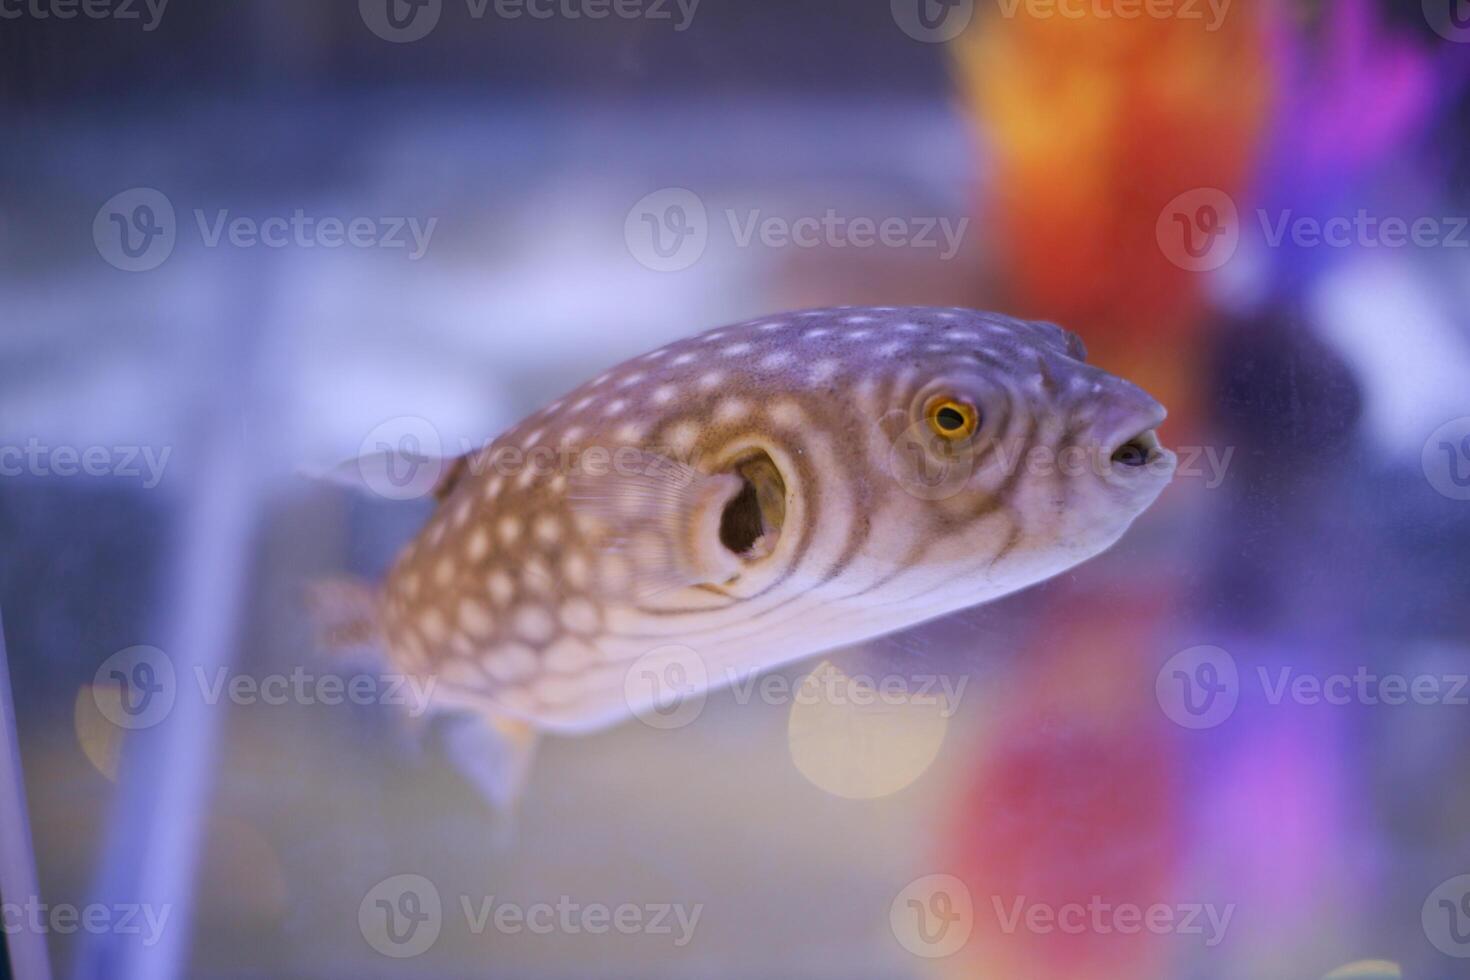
[433,453,473,502]
[301,449,473,502]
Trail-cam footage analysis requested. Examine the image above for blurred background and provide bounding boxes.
[2,0,1470,977]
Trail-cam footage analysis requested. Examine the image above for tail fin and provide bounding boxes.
[304,576,383,662]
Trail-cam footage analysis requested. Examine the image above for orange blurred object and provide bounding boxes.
[950,1,1276,429]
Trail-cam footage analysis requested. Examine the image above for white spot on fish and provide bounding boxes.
[420,607,449,644]
[533,514,561,547]
[671,352,698,366]
[433,558,456,587]
[561,552,591,589]
[759,351,793,370]
[559,598,600,634]
[715,399,749,424]
[722,342,752,357]
[603,399,628,417]
[497,516,521,547]
[804,329,830,339]
[545,634,595,671]
[458,597,494,638]
[485,644,537,682]
[808,359,839,385]
[513,605,556,644]
[697,371,724,390]
[466,528,490,562]
[651,384,679,406]
[488,569,515,605]
[666,421,700,454]
[769,401,806,428]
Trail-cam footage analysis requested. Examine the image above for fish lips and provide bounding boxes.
[1097,403,1177,495]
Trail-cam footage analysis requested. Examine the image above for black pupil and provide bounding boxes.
[936,406,967,431]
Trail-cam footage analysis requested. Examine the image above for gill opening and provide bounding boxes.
[718,451,786,561]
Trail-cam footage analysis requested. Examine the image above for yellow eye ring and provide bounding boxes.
[925,398,979,440]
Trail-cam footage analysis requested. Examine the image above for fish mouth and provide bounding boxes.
[1101,406,1176,480]
[1110,427,1162,468]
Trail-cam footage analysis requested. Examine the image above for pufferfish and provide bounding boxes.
[319,307,1175,805]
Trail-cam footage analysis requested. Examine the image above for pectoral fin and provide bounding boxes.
[568,450,747,598]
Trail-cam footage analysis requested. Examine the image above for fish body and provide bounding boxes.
[366,307,1175,742]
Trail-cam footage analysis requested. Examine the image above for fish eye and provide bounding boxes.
[925,397,979,440]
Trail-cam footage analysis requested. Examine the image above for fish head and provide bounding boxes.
[868,313,1176,598]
